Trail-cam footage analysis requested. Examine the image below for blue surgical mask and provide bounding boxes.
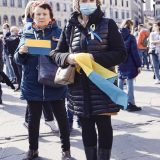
[80,3,97,16]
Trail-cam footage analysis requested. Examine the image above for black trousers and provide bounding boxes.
[27,100,70,151]
[25,101,54,123]
[79,115,113,149]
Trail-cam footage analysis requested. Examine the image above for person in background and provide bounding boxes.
[2,23,16,82]
[118,19,142,112]
[4,26,21,91]
[14,2,71,160]
[0,39,3,104]
[148,22,160,84]
[137,24,150,70]
[22,0,59,133]
[50,0,127,159]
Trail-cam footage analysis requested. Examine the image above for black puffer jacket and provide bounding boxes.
[51,8,127,117]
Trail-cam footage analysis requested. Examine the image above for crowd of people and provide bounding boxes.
[0,0,160,160]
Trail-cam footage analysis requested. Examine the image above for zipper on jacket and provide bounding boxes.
[42,29,45,101]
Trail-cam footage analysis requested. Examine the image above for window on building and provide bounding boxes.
[122,0,124,6]
[126,1,129,7]
[64,19,67,25]
[70,5,73,12]
[10,0,15,7]
[56,3,60,11]
[18,16,23,26]
[3,15,8,23]
[11,16,16,25]
[110,0,112,5]
[127,12,130,18]
[18,0,22,7]
[3,0,7,6]
[115,11,118,19]
[121,11,125,19]
[115,0,117,6]
[57,20,61,27]
[110,8,113,17]
[25,0,28,6]
[64,4,67,12]
[0,16,1,25]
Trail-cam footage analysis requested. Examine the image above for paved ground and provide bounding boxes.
[0,69,160,160]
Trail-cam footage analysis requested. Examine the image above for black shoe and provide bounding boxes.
[127,103,142,112]
[23,150,38,160]
[62,151,72,160]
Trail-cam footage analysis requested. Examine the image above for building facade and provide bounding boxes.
[48,0,72,28]
[130,0,144,26]
[107,0,131,24]
[0,0,28,30]
[155,0,160,20]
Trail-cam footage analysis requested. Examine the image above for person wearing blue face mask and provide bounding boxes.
[79,2,97,16]
[50,0,127,159]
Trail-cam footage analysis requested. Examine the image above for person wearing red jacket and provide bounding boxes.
[137,24,150,69]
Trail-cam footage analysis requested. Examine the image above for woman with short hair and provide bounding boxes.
[14,2,71,160]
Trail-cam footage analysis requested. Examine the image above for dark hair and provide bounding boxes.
[121,19,133,30]
[32,3,54,21]
[3,23,10,29]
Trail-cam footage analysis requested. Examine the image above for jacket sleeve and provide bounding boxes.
[50,26,70,67]
[93,19,127,68]
[14,34,29,65]
[130,36,142,68]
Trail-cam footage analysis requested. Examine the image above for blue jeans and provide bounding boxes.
[4,53,15,80]
[118,78,135,105]
[138,49,149,69]
[151,54,160,80]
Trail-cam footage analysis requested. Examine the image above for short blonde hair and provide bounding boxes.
[72,0,101,12]
[24,0,38,22]
[10,26,19,34]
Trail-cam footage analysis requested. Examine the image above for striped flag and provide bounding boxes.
[74,53,128,109]
[25,39,51,55]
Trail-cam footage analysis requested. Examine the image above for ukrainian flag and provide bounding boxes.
[74,53,128,110]
[25,39,51,55]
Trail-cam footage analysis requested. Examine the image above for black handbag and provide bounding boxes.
[38,55,62,87]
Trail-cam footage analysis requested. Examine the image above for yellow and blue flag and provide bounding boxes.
[74,53,128,110]
[25,39,51,55]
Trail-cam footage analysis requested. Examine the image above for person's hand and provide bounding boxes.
[19,45,28,54]
[66,54,77,65]
[138,67,141,74]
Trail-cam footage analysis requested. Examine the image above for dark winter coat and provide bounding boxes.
[51,9,127,117]
[118,28,141,79]
[5,35,20,57]
[14,22,67,101]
